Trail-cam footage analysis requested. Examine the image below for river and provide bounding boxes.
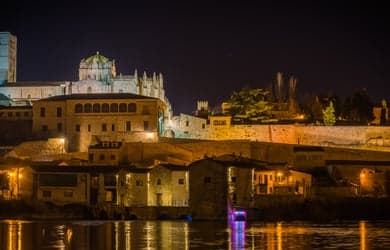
[1,220,390,249]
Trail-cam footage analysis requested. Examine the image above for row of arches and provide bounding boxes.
[75,103,137,113]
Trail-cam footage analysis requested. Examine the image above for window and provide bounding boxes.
[128,103,136,112]
[24,111,29,117]
[136,180,143,186]
[57,123,62,132]
[102,103,109,112]
[42,125,48,132]
[93,103,100,112]
[119,103,127,112]
[75,104,83,113]
[231,176,236,183]
[88,124,91,132]
[56,107,62,117]
[144,121,149,131]
[111,124,115,131]
[7,112,12,117]
[110,103,118,112]
[110,155,116,160]
[126,121,131,131]
[204,177,211,183]
[42,190,51,198]
[202,124,205,129]
[186,121,189,126]
[84,103,92,113]
[178,178,185,185]
[40,107,46,117]
[75,124,80,132]
[102,123,107,132]
[64,191,73,198]
[15,112,20,117]
[99,154,105,160]
[157,178,161,185]
[89,153,94,162]
[213,120,227,126]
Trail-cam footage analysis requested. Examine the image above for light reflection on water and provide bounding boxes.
[2,220,390,249]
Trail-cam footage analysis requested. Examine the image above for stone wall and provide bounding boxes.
[169,118,390,151]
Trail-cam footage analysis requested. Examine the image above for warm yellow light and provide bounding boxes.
[360,173,365,178]
[59,138,65,144]
[9,172,14,177]
[146,132,154,139]
[18,173,22,179]
[277,172,283,177]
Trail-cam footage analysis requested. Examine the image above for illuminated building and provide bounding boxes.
[0,32,17,84]
[32,93,168,152]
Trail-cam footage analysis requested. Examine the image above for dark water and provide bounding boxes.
[1,219,390,249]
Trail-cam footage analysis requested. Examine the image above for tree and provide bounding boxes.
[322,101,336,126]
[226,87,272,123]
[380,99,387,125]
[343,89,374,124]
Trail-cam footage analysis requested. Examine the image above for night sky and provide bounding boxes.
[1,1,389,114]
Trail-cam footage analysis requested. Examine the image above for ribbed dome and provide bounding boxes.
[82,51,109,64]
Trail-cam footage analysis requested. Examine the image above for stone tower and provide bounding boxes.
[0,32,17,85]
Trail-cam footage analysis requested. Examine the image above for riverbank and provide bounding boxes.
[2,197,390,221]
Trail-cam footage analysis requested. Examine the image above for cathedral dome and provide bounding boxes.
[82,51,109,65]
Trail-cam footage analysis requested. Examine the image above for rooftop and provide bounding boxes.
[36,93,157,102]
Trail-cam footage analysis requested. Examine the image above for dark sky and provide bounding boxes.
[1,1,389,114]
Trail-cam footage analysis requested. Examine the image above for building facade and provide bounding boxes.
[32,93,167,152]
[0,32,17,84]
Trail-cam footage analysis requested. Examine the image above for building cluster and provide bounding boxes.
[1,32,390,220]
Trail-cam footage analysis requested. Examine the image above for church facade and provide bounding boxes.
[0,50,171,118]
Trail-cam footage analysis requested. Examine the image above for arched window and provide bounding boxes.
[119,103,127,112]
[87,86,92,93]
[128,103,136,112]
[84,103,92,113]
[102,103,109,112]
[75,103,83,113]
[110,103,118,112]
[93,103,100,112]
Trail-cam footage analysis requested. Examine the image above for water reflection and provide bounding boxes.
[1,219,390,249]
